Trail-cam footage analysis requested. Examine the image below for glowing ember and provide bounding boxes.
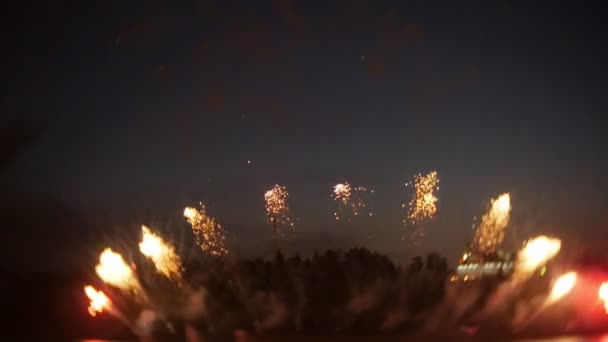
[264,184,295,238]
[473,193,511,254]
[599,282,608,313]
[332,182,371,221]
[96,248,142,294]
[547,272,577,303]
[184,204,228,256]
[515,235,561,278]
[139,225,183,280]
[402,171,439,241]
[461,252,471,263]
[84,285,110,317]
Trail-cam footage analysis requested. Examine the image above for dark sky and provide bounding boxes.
[1,0,607,271]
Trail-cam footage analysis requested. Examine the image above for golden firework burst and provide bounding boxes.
[139,225,183,280]
[264,184,295,238]
[332,182,371,221]
[184,204,229,256]
[472,193,511,254]
[95,248,143,295]
[402,171,439,242]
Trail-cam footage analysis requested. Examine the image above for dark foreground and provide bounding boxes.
[2,272,606,342]
[232,333,608,342]
[78,332,608,342]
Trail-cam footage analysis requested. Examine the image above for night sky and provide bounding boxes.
[2,0,607,272]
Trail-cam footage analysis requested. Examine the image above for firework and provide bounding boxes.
[402,171,440,241]
[184,204,228,256]
[264,184,295,238]
[96,248,143,294]
[139,225,183,281]
[472,193,511,254]
[599,282,608,313]
[332,182,371,221]
[84,285,111,317]
[515,235,561,279]
[333,183,352,206]
[547,272,577,304]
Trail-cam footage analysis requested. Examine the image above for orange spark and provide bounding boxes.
[547,272,577,304]
[95,248,143,296]
[184,204,228,256]
[515,235,561,280]
[139,225,183,280]
[473,193,511,254]
[84,285,110,317]
[402,171,439,241]
[332,182,371,221]
[264,184,295,238]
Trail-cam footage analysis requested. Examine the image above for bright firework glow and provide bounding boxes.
[599,282,608,313]
[139,225,183,280]
[547,272,577,304]
[96,248,143,294]
[515,235,561,279]
[402,171,439,241]
[184,205,228,256]
[84,285,110,317]
[333,183,352,205]
[264,184,295,238]
[332,182,371,221]
[473,193,511,254]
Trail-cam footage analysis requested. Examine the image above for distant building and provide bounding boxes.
[451,248,514,282]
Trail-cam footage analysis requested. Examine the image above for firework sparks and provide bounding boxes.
[547,272,577,304]
[264,184,295,238]
[472,193,511,254]
[402,171,440,241]
[599,282,608,313]
[184,204,228,256]
[139,225,183,280]
[515,235,561,280]
[332,182,371,221]
[84,285,111,317]
[333,183,352,206]
[96,248,142,294]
